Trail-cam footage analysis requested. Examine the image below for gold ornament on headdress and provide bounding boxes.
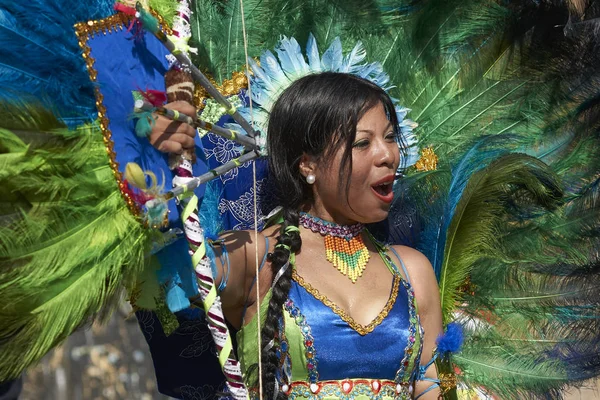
[414,147,439,171]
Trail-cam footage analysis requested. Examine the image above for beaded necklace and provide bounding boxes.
[299,212,370,283]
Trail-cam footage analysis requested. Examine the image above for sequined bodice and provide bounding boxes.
[237,250,424,399]
[285,271,416,382]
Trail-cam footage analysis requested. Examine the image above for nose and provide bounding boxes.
[375,139,398,169]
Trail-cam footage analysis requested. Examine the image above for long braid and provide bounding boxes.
[259,208,301,399]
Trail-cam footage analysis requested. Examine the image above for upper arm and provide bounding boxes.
[211,230,269,310]
[210,227,278,328]
[391,246,443,399]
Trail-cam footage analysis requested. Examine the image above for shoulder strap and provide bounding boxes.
[388,246,412,286]
[241,236,270,325]
[365,230,410,283]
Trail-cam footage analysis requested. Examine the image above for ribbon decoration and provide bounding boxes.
[163,1,249,398]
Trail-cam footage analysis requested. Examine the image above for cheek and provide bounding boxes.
[349,159,371,185]
[316,167,344,200]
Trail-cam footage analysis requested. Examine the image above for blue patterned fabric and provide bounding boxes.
[202,130,270,232]
[136,308,230,399]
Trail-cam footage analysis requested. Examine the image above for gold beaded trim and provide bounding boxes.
[194,70,249,110]
[74,11,172,219]
[74,10,172,40]
[292,271,400,336]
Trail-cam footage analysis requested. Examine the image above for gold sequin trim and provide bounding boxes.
[74,10,172,39]
[439,372,458,393]
[414,146,438,171]
[194,70,249,110]
[292,271,400,336]
[74,11,172,219]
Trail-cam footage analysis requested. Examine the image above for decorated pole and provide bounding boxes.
[135,2,257,138]
[162,1,249,398]
[134,100,257,149]
[164,151,258,200]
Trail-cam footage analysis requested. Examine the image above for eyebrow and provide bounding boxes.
[356,123,393,134]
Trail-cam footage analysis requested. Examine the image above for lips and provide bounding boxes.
[371,175,395,204]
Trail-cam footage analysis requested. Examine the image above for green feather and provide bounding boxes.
[439,154,562,323]
[147,0,179,27]
[0,102,155,380]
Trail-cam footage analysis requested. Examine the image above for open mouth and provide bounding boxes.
[371,181,394,203]
[373,182,392,196]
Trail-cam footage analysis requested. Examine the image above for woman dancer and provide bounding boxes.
[151,72,444,399]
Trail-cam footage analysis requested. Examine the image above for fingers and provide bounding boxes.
[149,102,197,153]
[164,100,197,117]
[159,119,197,138]
[156,140,184,154]
[151,131,196,153]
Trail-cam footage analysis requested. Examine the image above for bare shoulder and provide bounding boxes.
[217,224,280,262]
[389,245,439,313]
[388,245,435,281]
[214,227,280,313]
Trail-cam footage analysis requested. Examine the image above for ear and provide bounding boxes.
[299,154,317,178]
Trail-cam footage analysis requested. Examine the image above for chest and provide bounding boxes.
[277,274,422,386]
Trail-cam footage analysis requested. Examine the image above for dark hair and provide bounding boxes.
[268,72,400,208]
[255,72,400,398]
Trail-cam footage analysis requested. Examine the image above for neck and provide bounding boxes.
[304,202,357,226]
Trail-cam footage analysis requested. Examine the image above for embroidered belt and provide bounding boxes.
[283,379,413,399]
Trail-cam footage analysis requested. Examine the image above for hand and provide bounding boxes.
[148,101,197,154]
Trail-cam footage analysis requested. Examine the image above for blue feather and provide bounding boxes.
[260,50,287,88]
[523,131,576,164]
[133,111,156,137]
[199,180,225,240]
[321,37,343,71]
[275,36,309,79]
[248,57,276,95]
[306,33,321,71]
[156,238,200,313]
[0,1,115,125]
[165,280,190,313]
[436,322,464,354]
[341,41,366,73]
[426,136,514,275]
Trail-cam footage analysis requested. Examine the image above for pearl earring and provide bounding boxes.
[306,174,316,184]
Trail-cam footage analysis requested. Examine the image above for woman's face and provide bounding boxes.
[308,102,400,224]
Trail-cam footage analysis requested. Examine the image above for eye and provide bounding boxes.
[385,132,398,142]
[352,139,369,149]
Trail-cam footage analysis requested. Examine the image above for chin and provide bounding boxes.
[359,208,390,224]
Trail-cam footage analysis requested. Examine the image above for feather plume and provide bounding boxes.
[0,1,115,124]
[199,180,225,240]
[0,101,155,380]
[438,152,562,322]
